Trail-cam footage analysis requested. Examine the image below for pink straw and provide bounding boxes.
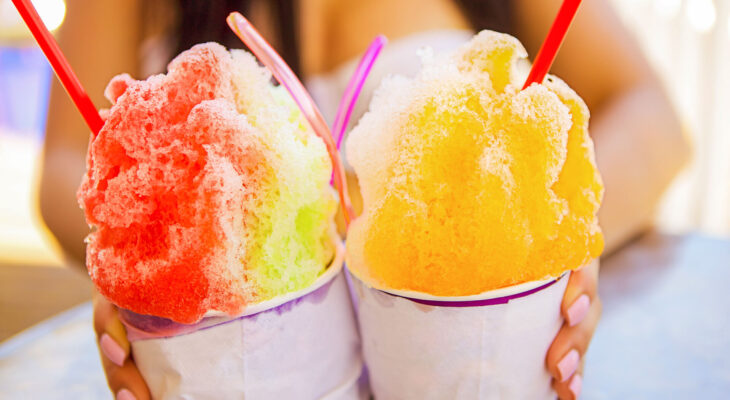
[332,35,387,150]
[12,0,103,135]
[523,0,582,89]
[226,12,354,225]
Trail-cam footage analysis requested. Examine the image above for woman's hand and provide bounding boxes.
[93,291,151,400]
[546,259,602,399]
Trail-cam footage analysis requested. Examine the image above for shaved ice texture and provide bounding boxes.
[78,43,336,323]
[346,31,604,296]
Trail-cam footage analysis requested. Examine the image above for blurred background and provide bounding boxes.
[0,0,728,340]
[0,0,91,342]
[612,0,730,237]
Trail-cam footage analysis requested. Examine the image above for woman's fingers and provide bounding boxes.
[100,333,127,367]
[547,294,602,399]
[545,259,602,399]
[93,293,130,354]
[98,349,151,400]
[92,292,151,400]
[561,260,599,325]
[554,373,584,400]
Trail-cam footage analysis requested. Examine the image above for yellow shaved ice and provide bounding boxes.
[346,31,604,295]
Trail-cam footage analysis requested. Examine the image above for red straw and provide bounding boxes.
[522,0,582,89]
[12,0,104,135]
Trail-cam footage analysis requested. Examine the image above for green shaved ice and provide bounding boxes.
[229,55,337,300]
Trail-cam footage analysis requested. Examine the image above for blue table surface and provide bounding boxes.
[583,232,730,399]
[1,232,728,399]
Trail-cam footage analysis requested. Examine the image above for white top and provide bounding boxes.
[141,29,475,166]
[305,29,475,167]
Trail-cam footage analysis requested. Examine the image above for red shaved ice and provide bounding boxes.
[78,43,336,323]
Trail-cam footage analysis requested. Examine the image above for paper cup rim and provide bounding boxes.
[212,239,345,318]
[349,268,569,308]
[120,238,345,339]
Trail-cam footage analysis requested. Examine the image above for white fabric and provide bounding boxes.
[306,29,474,168]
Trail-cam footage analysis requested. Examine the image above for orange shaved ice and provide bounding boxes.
[78,43,336,323]
[346,31,604,296]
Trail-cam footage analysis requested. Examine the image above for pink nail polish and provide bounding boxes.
[100,333,126,367]
[116,388,137,400]
[569,374,583,399]
[557,349,580,382]
[567,294,590,327]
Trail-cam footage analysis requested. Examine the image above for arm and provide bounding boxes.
[514,2,689,398]
[38,2,152,397]
[39,0,141,271]
[514,0,690,253]
[590,84,689,253]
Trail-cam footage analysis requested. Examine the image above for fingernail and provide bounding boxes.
[557,349,580,382]
[569,374,583,399]
[567,294,590,327]
[116,388,137,400]
[100,333,126,367]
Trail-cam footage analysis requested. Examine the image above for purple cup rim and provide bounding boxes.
[120,274,341,341]
[120,239,345,340]
[351,270,568,308]
[384,278,561,307]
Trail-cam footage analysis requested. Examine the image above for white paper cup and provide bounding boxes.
[349,269,570,400]
[119,243,364,400]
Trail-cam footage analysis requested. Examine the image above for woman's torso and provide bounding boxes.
[140,0,508,140]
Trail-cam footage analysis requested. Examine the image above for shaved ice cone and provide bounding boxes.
[79,43,338,324]
[78,43,362,398]
[345,30,603,398]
